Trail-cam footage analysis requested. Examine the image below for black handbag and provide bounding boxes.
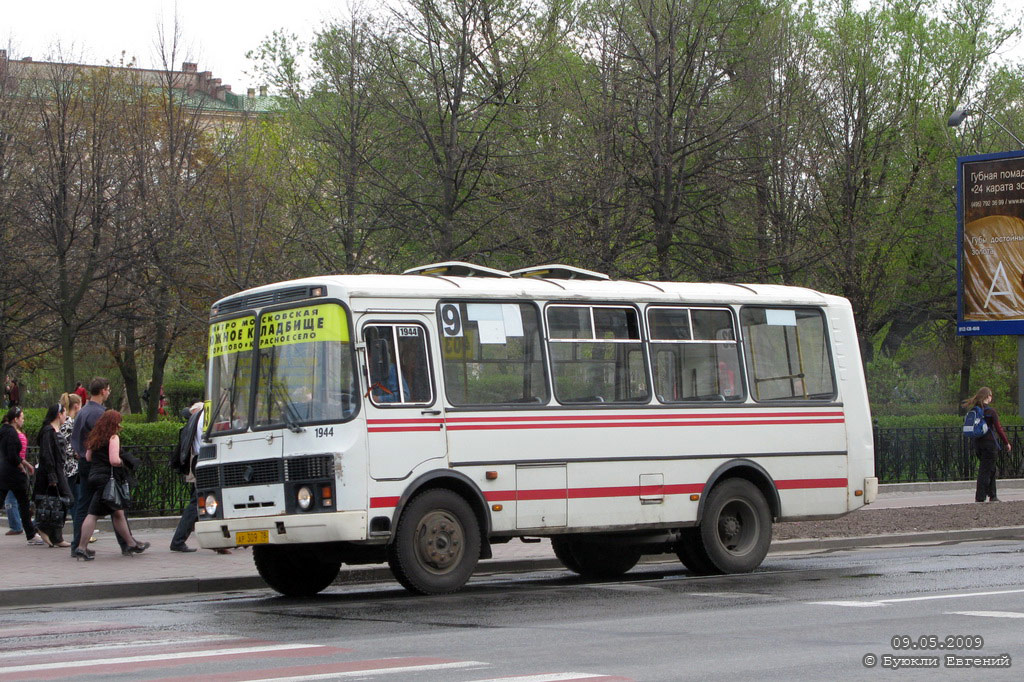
[34,495,67,526]
[101,475,131,510]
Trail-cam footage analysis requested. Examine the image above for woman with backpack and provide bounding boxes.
[962,387,1012,503]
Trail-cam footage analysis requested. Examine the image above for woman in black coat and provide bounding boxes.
[0,407,46,545]
[33,403,73,546]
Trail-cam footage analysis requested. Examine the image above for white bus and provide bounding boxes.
[195,262,877,595]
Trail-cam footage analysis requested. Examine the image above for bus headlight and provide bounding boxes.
[204,494,219,516]
[297,486,314,511]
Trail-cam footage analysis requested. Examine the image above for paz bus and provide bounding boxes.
[194,262,877,595]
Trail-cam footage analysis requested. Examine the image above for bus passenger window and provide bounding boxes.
[740,307,835,401]
[438,302,548,406]
[648,307,743,402]
[547,305,649,404]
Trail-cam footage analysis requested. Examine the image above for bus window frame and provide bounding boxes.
[435,299,551,411]
[544,302,652,406]
[247,298,361,433]
[361,320,438,409]
[645,304,747,404]
[207,310,259,437]
[738,305,838,403]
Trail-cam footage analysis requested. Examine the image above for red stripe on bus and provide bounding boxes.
[445,418,844,431]
[367,426,444,433]
[775,477,848,489]
[367,418,444,425]
[376,479,846,510]
[444,411,844,423]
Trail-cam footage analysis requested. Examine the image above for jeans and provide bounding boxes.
[975,440,999,502]
[0,483,35,539]
[5,490,22,533]
[171,487,198,548]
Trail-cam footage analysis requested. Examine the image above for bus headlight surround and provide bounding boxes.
[204,494,219,516]
[297,486,314,511]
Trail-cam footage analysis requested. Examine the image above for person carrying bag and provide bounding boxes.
[73,410,149,560]
[961,387,1012,503]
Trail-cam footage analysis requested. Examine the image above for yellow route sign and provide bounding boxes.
[258,304,349,348]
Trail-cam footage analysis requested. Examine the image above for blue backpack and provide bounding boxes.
[963,406,989,439]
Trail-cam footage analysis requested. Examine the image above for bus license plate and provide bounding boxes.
[236,530,269,545]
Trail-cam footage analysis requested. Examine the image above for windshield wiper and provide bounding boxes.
[272,383,305,433]
[205,388,230,440]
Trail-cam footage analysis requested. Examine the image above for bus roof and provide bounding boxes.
[212,269,847,315]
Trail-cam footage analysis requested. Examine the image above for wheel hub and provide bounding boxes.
[415,510,464,573]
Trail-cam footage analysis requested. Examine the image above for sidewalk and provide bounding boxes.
[2,481,1022,608]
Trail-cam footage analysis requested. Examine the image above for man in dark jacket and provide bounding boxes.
[170,402,205,552]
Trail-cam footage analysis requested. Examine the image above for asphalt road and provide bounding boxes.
[2,538,1022,681]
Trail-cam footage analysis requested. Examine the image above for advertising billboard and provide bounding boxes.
[957,149,1024,335]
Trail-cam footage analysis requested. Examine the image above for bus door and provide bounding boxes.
[361,319,445,480]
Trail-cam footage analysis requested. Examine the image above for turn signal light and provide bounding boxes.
[492,504,503,512]
[689,494,700,501]
[321,485,333,507]
[854,489,863,497]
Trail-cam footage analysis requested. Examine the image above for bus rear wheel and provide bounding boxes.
[550,536,584,574]
[699,478,772,573]
[675,527,722,576]
[387,489,481,595]
[253,545,341,597]
[553,537,640,579]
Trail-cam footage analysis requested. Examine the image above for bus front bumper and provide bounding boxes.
[195,511,368,549]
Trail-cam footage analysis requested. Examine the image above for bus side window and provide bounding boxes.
[739,307,835,401]
[648,307,743,402]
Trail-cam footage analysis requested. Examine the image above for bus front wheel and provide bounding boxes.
[699,478,772,573]
[387,489,481,595]
[253,545,341,597]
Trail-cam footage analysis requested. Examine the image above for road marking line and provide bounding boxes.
[467,674,629,682]
[810,587,1024,607]
[948,611,1024,619]
[0,643,326,674]
[236,660,489,681]
[0,636,241,659]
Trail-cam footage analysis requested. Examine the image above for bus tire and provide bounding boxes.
[253,545,341,597]
[550,536,584,574]
[558,538,640,579]
[675,527,722,576]
[699,478,772,574]
[387,489,481,595]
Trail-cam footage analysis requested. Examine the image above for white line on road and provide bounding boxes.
[468,674,618,682]
[810,587,1024,607]
[239,660,489,681]
[0,635,241,659]
[948,611,1024,619]
[0,643,327,674]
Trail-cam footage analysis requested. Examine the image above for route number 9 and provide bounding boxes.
[441,304,463,337]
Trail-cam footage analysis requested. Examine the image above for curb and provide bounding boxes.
[4,526,1023,608]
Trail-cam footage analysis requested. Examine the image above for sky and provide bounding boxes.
[1,0,354,90]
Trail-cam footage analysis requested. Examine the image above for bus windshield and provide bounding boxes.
[208,315,256,432]
[253,303,358,428]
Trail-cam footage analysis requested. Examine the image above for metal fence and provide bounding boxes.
[18,429,1023,517]
[24,444,190,517]
[874,426,1024,484]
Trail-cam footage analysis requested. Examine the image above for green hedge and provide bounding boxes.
[874,413,1024,429]
[18,407,182,448]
